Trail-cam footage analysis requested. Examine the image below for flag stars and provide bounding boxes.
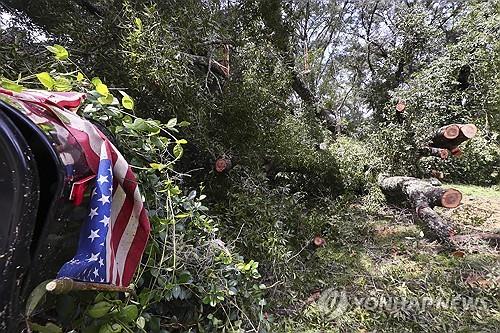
[100,215,110,227]
[87,252,100,262]
[88,229,100,242]
[93,267,99,277]
[97,174,109,185]
[99,258,104,267]
[88,207,99,219]
[98,194,110,205]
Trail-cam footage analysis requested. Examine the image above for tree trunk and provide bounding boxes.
[378,175,462,209]
[378,175,462,246]
[258,0,337,134]
[431,124,477,150]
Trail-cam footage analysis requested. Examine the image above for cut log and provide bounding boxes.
[378,175,462,246]
[420,147,449,160]
[395,101,406,113]
[215,157,232,173]
[431,124,477,150]
[313,236,326,247]
[431,124,460,147]
[378,176,462,209]
[459,124,478,139]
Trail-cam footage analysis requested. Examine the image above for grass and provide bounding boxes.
[270,186,500,333]
[445,184,500,199]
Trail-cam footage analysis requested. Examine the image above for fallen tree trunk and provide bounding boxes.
[378,176,462,209]
[431,124,477,150]
[378,175,462,246]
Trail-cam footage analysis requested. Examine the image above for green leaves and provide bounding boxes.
[134,17,143,32]
[173,143,183,158]
[35,72,72,91]
[0,78,23,92]
[92,77,115,105]
[166,117,177,128]
[46,44,69,60]
[87,301,113,319]
[119,91,134,110]
[53,76,72,92]
[124,118,160,134]
[118,304,139,323]
[98,323,122,333]
[30,322,63,333]
[25,280,50,317]
[96,82,110,96]
[173,136,188,159]
[36,72,55,89]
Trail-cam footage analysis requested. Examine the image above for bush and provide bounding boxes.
[17,47,268,333]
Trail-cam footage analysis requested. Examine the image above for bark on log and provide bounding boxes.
[378,175,462,246]
[416,206,455,244]
[378,176,462,209]
[431,124,477,150]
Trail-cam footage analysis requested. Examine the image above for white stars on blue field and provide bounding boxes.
[57,156,113,283]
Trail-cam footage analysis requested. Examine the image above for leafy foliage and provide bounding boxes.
[20,50,268,333]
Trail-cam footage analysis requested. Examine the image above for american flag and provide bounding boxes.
[57,142,114,283]
[0,88,150,286]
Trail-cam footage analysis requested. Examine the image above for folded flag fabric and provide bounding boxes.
[0,88,150,286]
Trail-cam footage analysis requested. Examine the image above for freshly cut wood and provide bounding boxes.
[395,101,406,113]
[459,124,478,139]
[421,147,449,160]
[215,157,232,173]
[378,175,462,246]
[313,236,326,247]
[450,147,462,156]
[431,124,477,150]
[431,124,460,147]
